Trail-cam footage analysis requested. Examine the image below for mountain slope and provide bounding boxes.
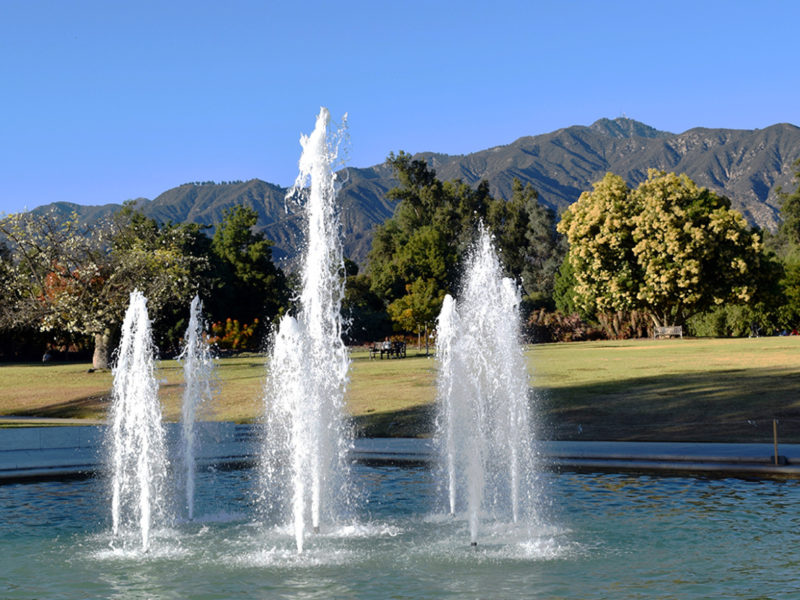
[418,119,800,229]
[29,118,800,265]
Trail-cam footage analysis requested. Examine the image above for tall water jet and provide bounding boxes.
[435,294,461,517]
[435,227,536,545]
[261,108,350,553]
[178,294,215,521]
[108,289,169,552]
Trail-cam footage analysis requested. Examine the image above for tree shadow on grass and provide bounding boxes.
[535,366,800,443]
[10,393,111,420]
[352,366,800,442]
[12,365,800,443]
[351,404,436,438]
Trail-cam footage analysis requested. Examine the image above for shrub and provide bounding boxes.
[208,317,260,351]
[596,311,652,340]
[527,309,603,343]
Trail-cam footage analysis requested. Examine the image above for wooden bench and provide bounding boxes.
[653,325,683,339]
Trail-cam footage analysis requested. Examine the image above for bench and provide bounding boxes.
[369,341,407,359]
[653,325,683,339]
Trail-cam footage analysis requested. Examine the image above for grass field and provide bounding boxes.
[2,336,800,442]
[530,337,800,442]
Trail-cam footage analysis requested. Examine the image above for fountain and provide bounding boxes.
[435,227,538,545]
[260,107,351,553]
[7,109,800,598]
[107,289,169,552]
[178,294,215,520]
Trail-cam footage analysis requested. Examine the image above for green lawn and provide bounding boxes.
[531,337,800,442]
[2,337,800,442]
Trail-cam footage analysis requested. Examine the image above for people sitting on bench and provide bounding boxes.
[369,339,407,359]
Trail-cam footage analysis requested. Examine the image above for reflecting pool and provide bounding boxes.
[2,464,799,599]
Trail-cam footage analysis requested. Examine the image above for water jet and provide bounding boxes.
[435,226,538,545]
[178,294,215,521]
[107,289,169,553]
[260,108,351,554]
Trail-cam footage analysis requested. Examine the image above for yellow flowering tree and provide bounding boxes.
[558,170,763,327]
[556,173,640,315]
[631,171,762,327]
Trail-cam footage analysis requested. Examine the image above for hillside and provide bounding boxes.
[419,119,800,229]
[30,118,800,265]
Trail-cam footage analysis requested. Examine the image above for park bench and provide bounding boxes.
[653,325,683,339]
[392,341,407,358]
[369,341,407,359]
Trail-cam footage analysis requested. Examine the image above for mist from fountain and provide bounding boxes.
[178,294,215,521]
[435,227,537,545]
[260,108,351,553]
[107,289,169,552]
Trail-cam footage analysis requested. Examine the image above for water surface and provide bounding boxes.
[2,465,799,599]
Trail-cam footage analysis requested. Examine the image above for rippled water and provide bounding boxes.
[2,465,799,599]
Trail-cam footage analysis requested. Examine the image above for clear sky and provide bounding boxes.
[1,0,798,215]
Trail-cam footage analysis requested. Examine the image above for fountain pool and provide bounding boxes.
[2,463,800,599]
[6,107,798,598]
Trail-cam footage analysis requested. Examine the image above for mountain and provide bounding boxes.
[30,118,800,265]
[412,119,800,230]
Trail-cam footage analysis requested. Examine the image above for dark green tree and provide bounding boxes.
[487,179,564,306]
[206,206,288,335]
[553,254,583,316]
[777,159,800,249]
[368,154,561,334]
[342,273,393,344]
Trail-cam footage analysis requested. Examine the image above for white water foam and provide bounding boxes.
[107,290,169,553]
[435,227,540,545]
[178,295,216,521]
[260,108,351,554]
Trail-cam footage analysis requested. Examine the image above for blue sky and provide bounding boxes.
[1,0,798,214]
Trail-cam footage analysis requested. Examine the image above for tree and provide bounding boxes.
[553,254,583,316]
[386,277,445,354]
[111,208,213,355]
[0,239,16,327]
[779,261,800,329]
[206,205,288,331]
[558,170,764,327]
[368,152,492,299]
[556,173,639,316]
[0,208,207,368]
[368,154,561,334]
[768,160,800,331]
[341,273,392,344]
[487,179,564,304]
[367,153,487,334]
[777,158,800,248]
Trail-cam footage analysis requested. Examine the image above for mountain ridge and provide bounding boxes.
[28,117,800,265]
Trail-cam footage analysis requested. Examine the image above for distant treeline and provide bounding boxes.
[184,180,247,186]
[3,154,800,366]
